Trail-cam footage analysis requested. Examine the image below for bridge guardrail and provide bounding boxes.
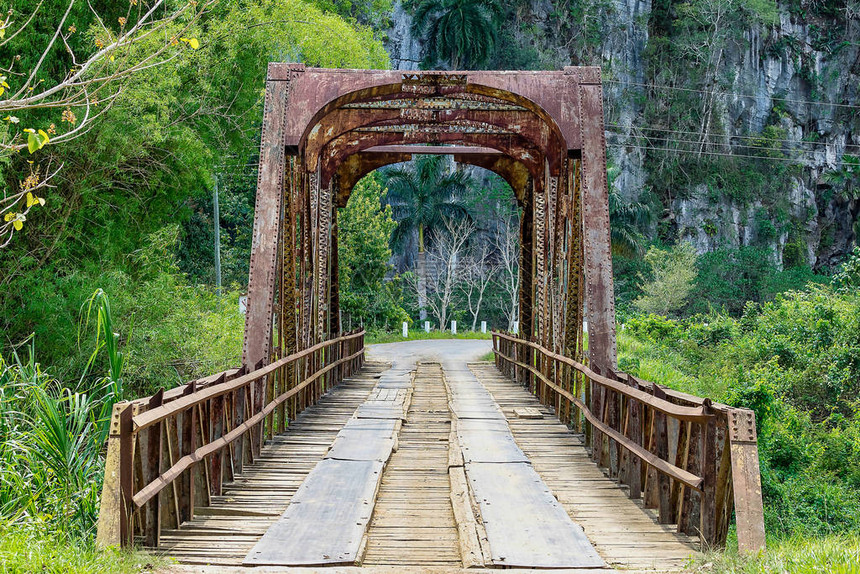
[492,331,765,554]
[96,330,365,548]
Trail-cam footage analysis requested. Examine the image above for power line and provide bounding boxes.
[607,123,860,153]
[607,142,816,165]
[610,132,849,160]
[605,79,860,112]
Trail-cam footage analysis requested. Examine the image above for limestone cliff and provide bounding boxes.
[384,0,859,269]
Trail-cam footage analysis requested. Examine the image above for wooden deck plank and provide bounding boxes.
[150,363,387,566]
[242,458,384,566]
[466,461,605,568]
[470,363,701,571]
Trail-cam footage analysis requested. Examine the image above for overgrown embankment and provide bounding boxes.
[617,252,860,569]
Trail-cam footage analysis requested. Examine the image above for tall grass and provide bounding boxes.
[0,290,129,546]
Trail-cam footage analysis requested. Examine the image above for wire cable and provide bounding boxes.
[605,79,860,112]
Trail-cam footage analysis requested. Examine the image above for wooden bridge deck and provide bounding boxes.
[155,359,699,573]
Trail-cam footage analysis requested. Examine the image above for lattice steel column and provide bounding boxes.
[242,64,293,369]
[577,68,617,372]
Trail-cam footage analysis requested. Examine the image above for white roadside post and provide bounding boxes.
[424,321,430,333]
[451,321,457,335]
[481,321,487,333]
[402,322,408,338]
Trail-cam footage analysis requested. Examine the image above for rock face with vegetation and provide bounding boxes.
[387,0,859,270]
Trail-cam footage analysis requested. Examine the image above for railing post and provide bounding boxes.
[699,401,718,543]
[118,403,135,545]
[729,408,766,554]
[178,382,197,525]
[626,377,643,500]
[96,401,132,548]
[590,367,603,464]
[232,374,245,475]
[252,358,265,458]
[679,417,703,536]
[210,375,226,497]
[142,389,164,547]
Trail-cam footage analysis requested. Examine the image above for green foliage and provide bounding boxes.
[311,0,394,27]
[619,282,860,537]
[0,523,157,574]
[366,329,493,344]
[338,174,409,331]
[412,0,501,69]
[383,155,475,253]
[634,242,698,316]
[821,155,860,211]
[701,534,860,573]
[607,165,652,256]
[1,340,116,538]
[691,246,826,316]
[0,0,390,393]
[834,246,860,290]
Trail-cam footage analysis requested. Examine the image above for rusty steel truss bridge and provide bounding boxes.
[95,66,766,572]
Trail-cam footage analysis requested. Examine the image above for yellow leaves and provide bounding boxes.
[118,17,127,27]
[4,212,25,231]
[23,128,50,154]
[0,75,10,97]
[26,192,45,208]
[179,37,200,50]
[3,115,18,124]
[68,25,76,34]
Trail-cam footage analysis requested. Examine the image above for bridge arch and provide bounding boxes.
[241,65,617,378]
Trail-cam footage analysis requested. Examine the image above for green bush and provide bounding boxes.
[618,281,860,539]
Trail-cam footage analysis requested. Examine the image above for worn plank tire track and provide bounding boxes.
[362,362,461,567]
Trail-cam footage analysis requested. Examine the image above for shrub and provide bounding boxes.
[634,242,697,316]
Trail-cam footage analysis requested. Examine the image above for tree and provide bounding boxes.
[418,217,474,330]
[607,164,651,256]
[461,242,496,331]
[493,213,519,330]
[634,242,698,316]
[411,0,500,70]
[338,174,408,329]
[834,246,860,291]
[0,0,391,387]
[383,155,474,320]
[0,0,208,247]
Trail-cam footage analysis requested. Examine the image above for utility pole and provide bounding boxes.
[213,174,222,296]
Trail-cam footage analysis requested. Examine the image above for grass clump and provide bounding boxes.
[0,291,163,572]
[0,523,159,574]
[696,534,860,573]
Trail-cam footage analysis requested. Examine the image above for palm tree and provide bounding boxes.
[607,164,652,257]
[412,0,501,70]
[383,155,474,321]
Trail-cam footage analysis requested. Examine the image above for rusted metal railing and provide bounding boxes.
[492,331,765,554]
[95,330,365,548]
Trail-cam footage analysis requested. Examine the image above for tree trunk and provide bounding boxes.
[417,225,428,322]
